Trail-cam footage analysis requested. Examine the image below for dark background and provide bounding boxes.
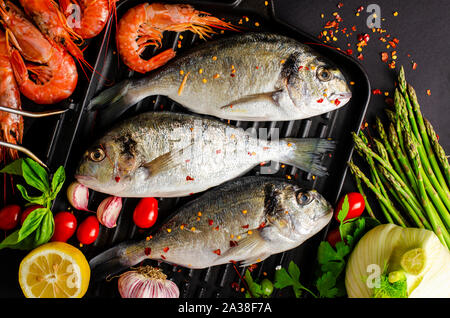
[0,0,448,300]
[273,0,450,195]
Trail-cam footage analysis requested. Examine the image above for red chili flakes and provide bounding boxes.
[357,33,370,43]
[216,149,221,154]
[412,62,417,70]
[214,226,220,231]
[381,52,389,63]
[388,40,397,48]
[161,255,166,260]
[346,49,353,55]
[248,264,258,272]
[230,240,238,247]
[372,89,382,95]
[231,282,240,291]
[186,176,194,181]
[213,249,221,255]
[242,224,249,229]
[337,2,344,9]
[208,219,214,226]
[115,176,120,183]
[357,53,364,60]
[356,6,364,12]
[351,25,357,32]
[324,20,338,29]
[163,247,170,253]
[230,73,235,77]
[317,98,324,103]
[334,99,341,106]
[144,247,151,256]
[258,222,266,229]
[426,89,431,96]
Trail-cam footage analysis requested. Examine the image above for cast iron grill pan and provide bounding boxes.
[42,0,371,298]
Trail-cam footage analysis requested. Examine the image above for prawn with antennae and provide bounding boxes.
[59,0,118,39]
[116,2,239,74]
[0,1,78,105]
[16,0,94,78]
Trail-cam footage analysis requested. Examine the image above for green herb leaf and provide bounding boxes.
[316,272,340,298]
[274,261,317,298]
[0,158,23,176]
[22,158,49,193]
[337,195,350,223]
[33,211,54,246]
[373,273,408,298]
[50,166,65,200]
[18,208,48,241]
[0,230,36,250]
[16,184,46,205]
[244,269,263,298]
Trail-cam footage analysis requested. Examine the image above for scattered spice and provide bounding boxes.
[372,89,382,95]
[381,52,389,63]
[178,71,190,96]
[186,176,194,181]
[163,247,169,253]
[144,247,151,256]
[213,249,221,255]
[426,89,431,96]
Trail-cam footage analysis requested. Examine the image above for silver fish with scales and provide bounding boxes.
[89,176,333,280]
[89,32,352,123]
[75,112,335,197]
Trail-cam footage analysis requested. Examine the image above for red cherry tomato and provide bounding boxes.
[20,205,44,225]
[51,212,78,242]
[0,204,21,230]
[334,192,365,222]
[326,228,342,248]
[76,215,99,245]
[133,197,158,229]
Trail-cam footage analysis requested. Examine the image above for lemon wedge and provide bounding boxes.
[19,242,90,298]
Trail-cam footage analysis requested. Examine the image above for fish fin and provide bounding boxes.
[217,90,284,120]
[220,231,268,263]
[143,144,193,177]
[277,138,336,177]
[240,255,271,267]
[89,241,146,281]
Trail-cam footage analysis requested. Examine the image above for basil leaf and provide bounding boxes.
[50,166,65,199]
[16,184,46,205]
[0,230,36,250]
[337,195,350,223]
[18,208,48,241]
[22,158,49,193]
[34,211,54,247]
[0,158,23,176]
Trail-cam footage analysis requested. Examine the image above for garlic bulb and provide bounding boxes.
[67,181,91,211]
[345,224,450,298]
[118,266,180,298]
[97,196,122,228]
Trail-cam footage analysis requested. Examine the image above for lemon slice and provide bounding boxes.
[400,247,426,275]
[19,242,90,298]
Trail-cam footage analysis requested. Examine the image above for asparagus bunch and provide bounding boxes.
[349,66,450,248]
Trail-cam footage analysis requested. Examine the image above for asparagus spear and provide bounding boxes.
[398,66,422,145]
[406,134,450,247]
[379,166,428,229]
[424,118,450,187]
[388,123,420,196]
[385,109,396,123]
[404,132,450,230]
[350,167,377,220]
[352,132,423,210]
[348,161,397,224]
[408,83,450,195]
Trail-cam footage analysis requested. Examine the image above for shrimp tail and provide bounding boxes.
[89,240,147,281]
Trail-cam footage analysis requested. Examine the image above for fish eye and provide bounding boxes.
[317,67,333,82]
[89,147,106,162]
[296,192,312,205]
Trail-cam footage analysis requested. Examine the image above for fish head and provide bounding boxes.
[268,184,333,241]
[75,132,140,194]
[287,52,352,116]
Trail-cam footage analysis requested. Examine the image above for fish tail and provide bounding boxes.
[87,78,152,127]
[89,241,147,281]
[277,138,336,177]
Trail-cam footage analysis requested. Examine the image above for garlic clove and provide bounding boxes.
[97,196,122,228]
[67,181,91,212]
[118,266,179,298]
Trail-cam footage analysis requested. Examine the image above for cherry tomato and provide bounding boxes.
[0,204,21,230]
[334,192,365,222]
[76,215,99,245]
[326,227,342,248]
[51,212,78,242]
[20,205,44,225]
[133,197,158,228]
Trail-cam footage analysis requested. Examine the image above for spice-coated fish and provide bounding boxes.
[89,176,333,280]
[89,32,352,123]
[75,112,335,197]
